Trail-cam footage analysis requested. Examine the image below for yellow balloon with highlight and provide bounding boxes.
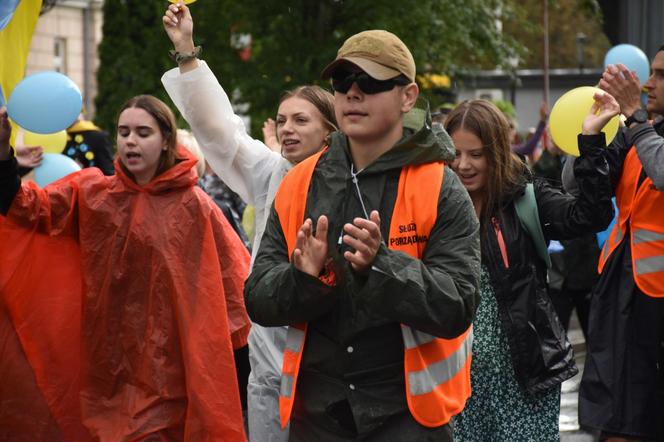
[168,0,197,4]
[549,86,620,157]
[23,129,68,154]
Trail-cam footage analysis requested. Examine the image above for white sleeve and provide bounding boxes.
[161,61,280,204]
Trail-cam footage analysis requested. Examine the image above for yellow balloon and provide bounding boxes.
[168,0,197,4]
[9,120,19,148]
[549,86,620,157]
[23,129,68,154]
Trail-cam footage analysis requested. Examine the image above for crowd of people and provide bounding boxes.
[0,1,663,441]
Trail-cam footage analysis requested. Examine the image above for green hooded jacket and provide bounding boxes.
[244,107,480,436]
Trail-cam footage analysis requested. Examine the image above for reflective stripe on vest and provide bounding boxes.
[597,147,664,297]
[632,228,664,294]
[280,325,306,398]
[404,326,473,396]
[273,150,473,428]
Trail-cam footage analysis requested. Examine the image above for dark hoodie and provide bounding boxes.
[245,114,481,439]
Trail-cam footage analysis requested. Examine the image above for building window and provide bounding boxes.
[54,37,67,73]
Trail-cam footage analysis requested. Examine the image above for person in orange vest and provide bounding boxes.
[244,31,480,441]
[446,97,616,440]
[579,48,664,442]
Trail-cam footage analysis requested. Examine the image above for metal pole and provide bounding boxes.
[82,0,93,117]
[543,0,550,106]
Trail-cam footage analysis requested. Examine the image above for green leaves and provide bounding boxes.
[95,0,603,139]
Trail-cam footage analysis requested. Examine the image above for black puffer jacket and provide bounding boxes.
[483,133,614,395]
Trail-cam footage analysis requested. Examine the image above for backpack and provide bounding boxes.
[514,182,552,268]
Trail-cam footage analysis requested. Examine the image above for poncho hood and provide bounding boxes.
[0,147,250,441]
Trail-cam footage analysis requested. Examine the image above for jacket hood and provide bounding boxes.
[115,146,199,194]
[329,98,456,174]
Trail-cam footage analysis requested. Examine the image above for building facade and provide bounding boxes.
[26,0,103,118]
[456,68,604,133]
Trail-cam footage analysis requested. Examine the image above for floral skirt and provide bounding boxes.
[453,268,560,442]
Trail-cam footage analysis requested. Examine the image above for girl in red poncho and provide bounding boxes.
[0,96,250,441]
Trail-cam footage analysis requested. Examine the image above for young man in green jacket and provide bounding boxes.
[245,30,480,441]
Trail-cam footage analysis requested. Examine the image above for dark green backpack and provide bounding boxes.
[514,182,552,268]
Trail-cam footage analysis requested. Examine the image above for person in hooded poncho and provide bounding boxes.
[0,95,251,441]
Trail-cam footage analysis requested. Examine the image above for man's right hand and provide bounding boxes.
[163,2,195,53]
[293,216,329,278]
[0,109,11,161]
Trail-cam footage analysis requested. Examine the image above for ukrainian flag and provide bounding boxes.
[0,0,42,107]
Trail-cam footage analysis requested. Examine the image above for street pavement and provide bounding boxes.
[559,313,599,442]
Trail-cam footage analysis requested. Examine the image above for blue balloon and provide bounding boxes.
[0,84,5,108]
[604,44,650,85]
[596,198,618,248]
[7,71,82,134]
[34,153,81,187]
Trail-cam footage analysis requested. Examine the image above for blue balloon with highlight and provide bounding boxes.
[34,153,81,187]
[604,44,650,85]
[7,71,82,134]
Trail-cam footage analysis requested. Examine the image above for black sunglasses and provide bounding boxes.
[331,71,410,95]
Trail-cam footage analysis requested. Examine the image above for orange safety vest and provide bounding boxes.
[598,147,664,297]
[273,150,473,429]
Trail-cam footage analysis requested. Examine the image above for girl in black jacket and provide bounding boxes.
[446,96,617,441]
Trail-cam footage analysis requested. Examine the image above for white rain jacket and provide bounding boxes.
[163,61,291,442]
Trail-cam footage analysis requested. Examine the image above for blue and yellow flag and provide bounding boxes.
[0,0,42,107]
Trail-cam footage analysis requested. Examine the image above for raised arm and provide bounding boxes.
[0,109,87,237]
[600,63,664,189]
[538,91,618,239]
[162,3,281,205]
[512,102,548,156]
[0,109,20,214]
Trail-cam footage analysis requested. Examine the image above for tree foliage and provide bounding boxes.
[502,0,610,70]
[95,0,528,137]
[95,1,173,136]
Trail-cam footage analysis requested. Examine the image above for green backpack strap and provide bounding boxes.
[514,182,552,268]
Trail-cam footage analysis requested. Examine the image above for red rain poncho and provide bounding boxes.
[0,148,250,441]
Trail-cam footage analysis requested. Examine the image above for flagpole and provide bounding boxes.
[543,0,550,106]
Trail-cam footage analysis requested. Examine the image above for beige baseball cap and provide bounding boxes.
[321,30,416,82]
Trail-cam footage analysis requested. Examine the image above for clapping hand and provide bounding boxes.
[293,215,329,277]
[599,64,642,117]
[582,91,620,135]
[342,210,382,274]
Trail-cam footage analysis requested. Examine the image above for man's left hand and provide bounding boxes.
[343,210,381,274]
[599,63,642,117]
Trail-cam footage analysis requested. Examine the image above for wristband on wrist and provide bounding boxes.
[168,45,202,64]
